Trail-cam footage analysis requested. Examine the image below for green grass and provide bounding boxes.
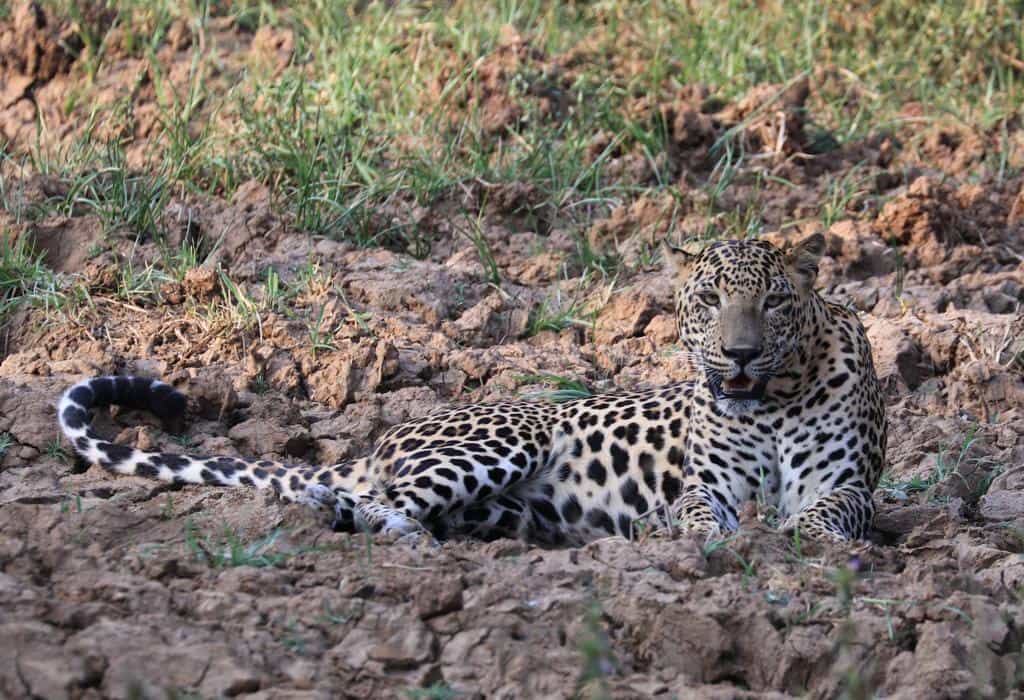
[405,685,460,700]
[879,427,985,500]
[527,290,594,337]
[2,0,1022,339]
[575,599,615,700]
[8,1,1021,247]
[184,520,292,568]
[517,372,592,402]
[0,236,64,322]
[44,437,71,464]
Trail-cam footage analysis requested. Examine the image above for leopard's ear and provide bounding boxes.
[784,233,826,291]
[662,239,702,283]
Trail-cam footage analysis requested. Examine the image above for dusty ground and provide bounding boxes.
[2,3,1024,699]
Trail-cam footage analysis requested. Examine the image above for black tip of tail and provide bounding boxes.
[148,382,187,432]
[85,376,188,433]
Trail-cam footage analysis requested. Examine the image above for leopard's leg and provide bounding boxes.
[670,466,758,539]
[353,491,427,536]
[445,494,533,541]
[780,482,874,542]
[298,483,426,536]
[370,407,551,532]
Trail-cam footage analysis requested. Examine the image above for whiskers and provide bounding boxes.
[671,348,706,374]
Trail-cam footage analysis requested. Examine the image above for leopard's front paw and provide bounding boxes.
[678,517,723,541]
[781,513,847,543]
[355,499,425,538]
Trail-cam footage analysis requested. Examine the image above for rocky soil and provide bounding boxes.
[2,3,1024,698]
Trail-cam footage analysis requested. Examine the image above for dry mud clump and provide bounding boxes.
[3,3,1024,699]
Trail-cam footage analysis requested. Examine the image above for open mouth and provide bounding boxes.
[711,374,767,401]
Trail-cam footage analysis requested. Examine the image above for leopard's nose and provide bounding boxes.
[722,345,762,369]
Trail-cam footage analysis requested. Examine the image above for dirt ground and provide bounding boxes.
[3,3,1024,699]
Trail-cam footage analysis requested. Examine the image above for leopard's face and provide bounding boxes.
[667,235,825,416]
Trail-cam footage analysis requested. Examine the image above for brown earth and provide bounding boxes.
[2,3,1024,699]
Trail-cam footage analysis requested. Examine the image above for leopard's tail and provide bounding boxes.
[57,375,369,530]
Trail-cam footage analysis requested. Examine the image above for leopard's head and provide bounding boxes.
[667,234,825,415]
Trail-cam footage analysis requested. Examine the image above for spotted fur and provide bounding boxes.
[58,235,886,544]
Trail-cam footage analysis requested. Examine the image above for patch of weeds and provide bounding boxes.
[0,432,13,459]
[184,520,291,568]
[0,236,63,322]
[404,684,460,700]
[570,234,618,279]
[453,211,501,286]
[974,462,1006,502]
[575,598,615,700]
[116,257,170,304]
[251,372,270,394]
[137,543,167,559]
[701,535,759,584]
[60,493,83,515]
[280,620,308,655]
[819,166,872,228]
[879,427,983,501]
[527,290,591,336]
[333,290,373,336]
[63,143,172,239]
[700,535,730,557]
[316,598,356,626]
[451,281,469,311]
[755,467,781,528]
[731,548,759,581]
[44,438,70,464]
[830,560,859,613]
[308,305,338,359]
[160,494,176,520]
[169,433,194,449]
[259,266,286,313]
[702,176,765,240]
[362,531,373,568]
[861,598,902,642]
[160,240,206,283]
[789,527,805,562]
[517,372,593,402]
[217,270,263,333]
[831,558,876,699]
[163,690,204,700]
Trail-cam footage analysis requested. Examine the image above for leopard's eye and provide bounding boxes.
[698,291,720,307]
[764,293,789,309]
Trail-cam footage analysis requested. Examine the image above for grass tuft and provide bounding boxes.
[184,521,291,568]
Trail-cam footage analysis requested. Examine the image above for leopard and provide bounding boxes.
[58,233,886,544]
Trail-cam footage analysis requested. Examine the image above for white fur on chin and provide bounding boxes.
[714,397,762,417]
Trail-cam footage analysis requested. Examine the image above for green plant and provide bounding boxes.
[280,620,308,655]
[830,561,858,613]
[184,521,291,568]
[405,684,459,700]
[60,493,83,515]
[575,599,614,700]
[454,212,502,286]
[819,166,872,228]
[308,305,338,359]
[0,236,63,322]
[217,270,263,333]
[44,438,70,464]
[317,598,355,626]
[879,427,984,501]
[517,373,593,402]
[527,291,590,336]
[0,432,13,459]
[161,494,176,520]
